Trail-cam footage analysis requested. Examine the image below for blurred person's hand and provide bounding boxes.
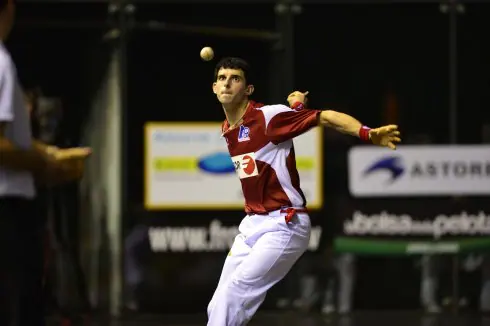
[50,147,91,161]
[37,147,91,186]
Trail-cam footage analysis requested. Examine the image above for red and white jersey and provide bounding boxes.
[222,100,321,214]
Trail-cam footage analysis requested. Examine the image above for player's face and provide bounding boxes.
[1,0,15,40]
[213,68,250,105]
[24,94,33,116]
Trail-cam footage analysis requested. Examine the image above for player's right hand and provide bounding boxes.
[287,91,309,107]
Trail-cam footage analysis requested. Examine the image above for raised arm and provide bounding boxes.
[287,91,401,150]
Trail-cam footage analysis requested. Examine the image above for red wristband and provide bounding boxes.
[291,102,305,110]
[359,126,371,142]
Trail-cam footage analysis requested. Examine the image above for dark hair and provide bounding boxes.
[24,87,41,137]
[0,0,8,11]
[214,57,253,85]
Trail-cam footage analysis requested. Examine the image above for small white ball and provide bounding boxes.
[200,47,214,61]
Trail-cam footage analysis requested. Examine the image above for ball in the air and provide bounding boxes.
[200,47,214,61]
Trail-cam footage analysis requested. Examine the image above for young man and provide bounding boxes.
[0,0,90,324]
[207,57,400,325]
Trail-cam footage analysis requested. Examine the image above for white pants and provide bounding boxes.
[207,209,311,326]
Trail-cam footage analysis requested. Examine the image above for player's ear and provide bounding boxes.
[212,82,217,94]
[245,85,254,96]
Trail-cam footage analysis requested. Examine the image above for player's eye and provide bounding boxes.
[218,75,226,81]
[232,76,241,82]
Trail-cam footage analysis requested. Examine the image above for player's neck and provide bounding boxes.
[223,99,249,129]
[0,15,11,42]
[0,26,7,42]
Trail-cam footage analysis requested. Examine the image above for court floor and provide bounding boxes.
[48,311,489,326]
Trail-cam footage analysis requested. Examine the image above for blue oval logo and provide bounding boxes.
[198,152,235,174]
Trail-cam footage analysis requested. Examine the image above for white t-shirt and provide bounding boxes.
[0,42,35,198]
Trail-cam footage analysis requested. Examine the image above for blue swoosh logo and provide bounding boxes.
[364,156,404,182]
[198,152,235,174]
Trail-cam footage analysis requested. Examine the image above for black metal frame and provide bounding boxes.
[15,0,488,3]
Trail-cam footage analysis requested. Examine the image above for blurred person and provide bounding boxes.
[440,197,490,313]
[273,260,301,309]
[404,132,441,313]
[420,254,441,313]
[292,245,337,313]
[480,127,490,314]
[291,125,357,315]
[206,57,401,325]
[0,0,91,324]
[478,127,490,313]
[24,87,43,148]
[24,88,34,114]
[417,192,490,314]
[274,253,319,311]
[479,125,490,312]
[34,93,92,322]
[320,198,356,316]
[479,255,490,313]
[123,222,150,312]
[319,133,358,315]
[321,253,356,315]
[23,87,40,116]
[294,196,357,315]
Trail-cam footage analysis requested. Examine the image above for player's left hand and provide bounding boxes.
[287,91,309,107]
[369,124,401,150]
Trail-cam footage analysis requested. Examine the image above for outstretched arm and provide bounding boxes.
[0,123,49,172]
[317,110,363,137]
[287,91,401,150]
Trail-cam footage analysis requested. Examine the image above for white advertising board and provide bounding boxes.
[348,145,490,197]
[145,122,323,210]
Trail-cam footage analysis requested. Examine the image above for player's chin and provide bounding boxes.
[218,96,234,104]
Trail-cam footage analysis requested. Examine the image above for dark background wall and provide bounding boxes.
[8,0,490,314]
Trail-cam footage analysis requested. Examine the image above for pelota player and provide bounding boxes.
[207,57,400,325]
